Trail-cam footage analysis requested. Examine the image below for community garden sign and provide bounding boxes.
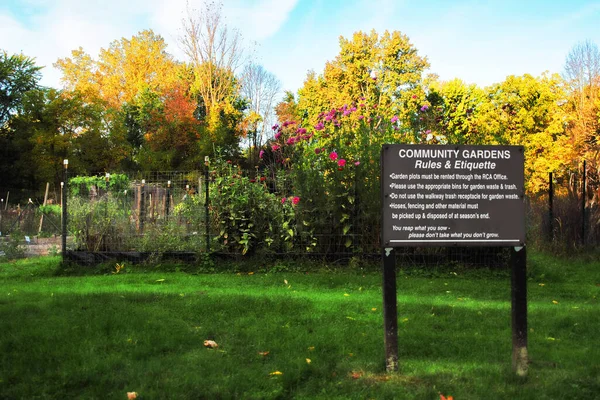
[379,144,528,376]
[382,145,525,246]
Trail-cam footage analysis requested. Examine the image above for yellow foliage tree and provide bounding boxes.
[55,29,179,108]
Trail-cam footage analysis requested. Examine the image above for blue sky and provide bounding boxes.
[1,0,600,95]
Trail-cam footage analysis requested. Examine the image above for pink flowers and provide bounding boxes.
[337,159,346,167]
[391,115,399,123]
[314,122,325,131]
[329,151,338,161]
[354,161,360,166]
[259,150,265,159]
[274,132,282,140]
[272,144,280,151]
[420,104,429,112]
[282,196,300,205]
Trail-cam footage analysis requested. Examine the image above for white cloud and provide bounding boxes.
[224,0,299,41]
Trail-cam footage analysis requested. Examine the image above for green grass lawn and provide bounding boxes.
[0,252,599,399]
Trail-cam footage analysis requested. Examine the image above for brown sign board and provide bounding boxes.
[381,144,525,247]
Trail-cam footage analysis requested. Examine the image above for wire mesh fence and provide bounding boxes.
[57,168,516,267]
[7,164,597,265]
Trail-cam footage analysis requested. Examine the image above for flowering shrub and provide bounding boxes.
[207,159,313,254]
[261,98,424,253]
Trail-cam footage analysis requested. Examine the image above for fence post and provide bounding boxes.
[548,172,553,243]
[139,179,145,234]
[205,156,210,253]
[582,160,586,247]
[62,159,68,261]
[166,180,171,221]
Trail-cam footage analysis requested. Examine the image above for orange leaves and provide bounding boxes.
[203,340,218,349]
[127,392,138,399]
[350,371,363,379]
[439,394,454,400]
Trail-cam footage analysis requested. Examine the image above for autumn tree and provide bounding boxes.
[478,73,571,194]
[55,30,179,108]
[419,78,488,144]
[179,0,246,148]
[563,40,600,203]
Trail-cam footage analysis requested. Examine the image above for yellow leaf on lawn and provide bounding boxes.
[539,283,545,287]
[127,392,138,399]
[155,279,165,282]
[344,293,350,297]
[308,346,315,351]
[552,300,559,304]
[248,272,254,275]
[270,371,283,376]
[284,279,288,285]
[203,340,218,348]
[306,358,311,364]
[258,351,270,357]
[401,318,409,323]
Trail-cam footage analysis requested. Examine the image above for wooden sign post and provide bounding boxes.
[381,144,527,376]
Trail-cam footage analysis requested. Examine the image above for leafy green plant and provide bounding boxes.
[37,204,61,217]
[69,174,130,196]
[68,195,132,251]
[0,231,26,260]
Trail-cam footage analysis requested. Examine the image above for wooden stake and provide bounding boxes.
[38,182,50,234]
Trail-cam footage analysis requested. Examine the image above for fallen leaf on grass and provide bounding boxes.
[344,293,350,297]
[204,340,218,348]
[308,346,315,351]
[284,279,288,285]
[155,279,165,283]
[306,358,311,364]
[552,300,559,304]
[439,394,453,400]
[270,371,283,376]
[371,307,377,311]
[248,272,254,275]
[258,351,270,357]
[127,392,138,399]
[346,316,356,320]
[350,371,363,379]
[539,283,545,287]
[401,318,409,323]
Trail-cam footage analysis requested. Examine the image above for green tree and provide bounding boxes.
[0,50,42,127]
[297,30,429,127]
[8,89,123,190]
